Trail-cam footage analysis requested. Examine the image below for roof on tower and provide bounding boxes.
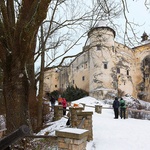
[88,20,116,37]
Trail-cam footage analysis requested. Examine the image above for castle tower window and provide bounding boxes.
[97,34,102,38]
[55,85,57,88]
[96,44,102,50]
[82,76,85,81]
[112,46,115,52]
[103,62,108,69]
[117,68,120,73]
[127,70,129,75]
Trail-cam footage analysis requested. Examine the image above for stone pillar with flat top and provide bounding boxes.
[56,128,89,150]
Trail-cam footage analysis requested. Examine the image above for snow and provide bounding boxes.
[87,108,150,150]
[57,128,88,134]
[38,96,150,149]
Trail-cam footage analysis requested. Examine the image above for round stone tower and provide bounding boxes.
[88,22,116,99]
[88,22,115,49]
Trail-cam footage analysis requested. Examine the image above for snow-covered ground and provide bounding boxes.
[1,96,150,149]
[38,96,150,150]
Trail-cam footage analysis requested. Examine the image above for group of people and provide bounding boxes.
[113,97,126,119]
[45,93,67,115]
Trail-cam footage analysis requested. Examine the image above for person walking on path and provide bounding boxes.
[62,98,67,115]
[113,97,120,119]
[50,95,56,111]
[120,97,126,119]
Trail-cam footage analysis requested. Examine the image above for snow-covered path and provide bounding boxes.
[87,108,150,150]
[38,96,150,150]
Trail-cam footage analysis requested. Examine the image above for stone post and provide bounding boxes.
[56,128,89,150]
[77,111,93,141]
[95,105,102,114]
[69,107,84,128]
[54,105,63,121]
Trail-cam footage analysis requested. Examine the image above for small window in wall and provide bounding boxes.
[127,70,129,75]
[84,63,87,69]
[55,85,57,88]
[96,44,102,50]
[104,63,107,69]
[82,76,85,81]
[103,62,108,69]
[112,46,115,52]
[117,68,120,73]
[97,34,102,38]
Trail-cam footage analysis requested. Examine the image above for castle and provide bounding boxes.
[44,23,150,102]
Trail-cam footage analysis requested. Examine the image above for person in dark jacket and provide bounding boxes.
[120,97,126,119]
[50,95,56,111]
[113,97,120,119]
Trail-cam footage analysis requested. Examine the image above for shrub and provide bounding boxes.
[62,85,89,102]
[50,90,59,100]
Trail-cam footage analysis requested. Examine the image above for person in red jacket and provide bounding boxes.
[62,98,67,115]
[58,95,63,105]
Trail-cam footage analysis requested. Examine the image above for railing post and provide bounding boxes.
[54,105,63,121]
[69,107,84,128]
[95,105,102,114]
[56,128,88,150]
[77,111,93,141]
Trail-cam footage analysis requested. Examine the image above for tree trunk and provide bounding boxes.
[37,25,45,130]
[3,54,37,133]
[27,56,38,132]
[0,0,52,133]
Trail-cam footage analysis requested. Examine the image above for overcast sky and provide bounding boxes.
[114,0,150,43]
[36,1,150,69]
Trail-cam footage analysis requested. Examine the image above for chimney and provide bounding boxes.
[141,32,148,42]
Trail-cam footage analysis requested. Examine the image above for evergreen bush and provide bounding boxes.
[62,85,89,102]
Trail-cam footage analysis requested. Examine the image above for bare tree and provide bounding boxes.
[0,0,122,133]
[0,0,51,133]
[119,0,150,46]
[35,0,122,128]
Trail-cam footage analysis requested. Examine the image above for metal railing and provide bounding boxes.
[0,125,30,150]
